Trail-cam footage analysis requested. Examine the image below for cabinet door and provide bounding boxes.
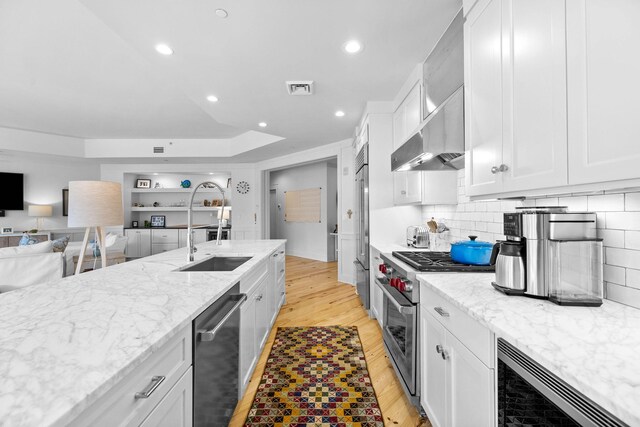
[139,367,193,427]
[239,296,257,394]
[422,171,458,205]
[447,333,494,427]
[393,107,405,150]
[421,310,448,427]
[139,230,152,258]
[567,0,640,184]
[393,172,422,205]
[502,0,568,192]
[404,84,422,137]
[254,278,270,352]
[464,0,504,196]
[125,230,140,258]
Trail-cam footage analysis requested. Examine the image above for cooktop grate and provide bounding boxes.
[392,251,495,272]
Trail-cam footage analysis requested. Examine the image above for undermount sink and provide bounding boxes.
[177,256,252,272]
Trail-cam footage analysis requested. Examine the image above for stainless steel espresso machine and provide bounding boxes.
[491,207,604,306]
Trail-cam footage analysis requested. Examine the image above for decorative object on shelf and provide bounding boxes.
[236,180,250,194]
[154,182,162,189]
[150,215,166,228]
[180,179,191,188]
[144,220,150,228]
[211,198,223,206]
[133,202,139,207]
[135,179,151,189]
[62,189,69,216]
[218,208,231,227]
[131,220,139,228]
[28,205,53,231]
[1,227,12,234]
[68,180,124,275]
[153,202,160,207]
[203,199,211,207]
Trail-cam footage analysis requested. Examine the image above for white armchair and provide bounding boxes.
[0,246,64,293]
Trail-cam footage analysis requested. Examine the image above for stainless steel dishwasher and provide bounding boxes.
[193,283,246,426]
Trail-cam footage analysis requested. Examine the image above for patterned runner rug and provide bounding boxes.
[244,326,384,426]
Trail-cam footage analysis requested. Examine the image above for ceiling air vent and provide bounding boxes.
[286,81,314,96]
[153,146,165,154]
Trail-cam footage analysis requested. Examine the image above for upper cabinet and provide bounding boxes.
[466,0,640,197]
[465,0,568,197]
[566,0,640,185]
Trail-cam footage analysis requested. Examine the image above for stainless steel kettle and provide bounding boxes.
[490,241,526,295]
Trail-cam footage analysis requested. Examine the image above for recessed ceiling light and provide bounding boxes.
[153,173,159,176]
[215,9,228,18]
[343,40,362,54]
[209,173,214,175]
[155,44,174,55]
[206,95,219,103]
[335,110,345,117]
[258,122,267,128]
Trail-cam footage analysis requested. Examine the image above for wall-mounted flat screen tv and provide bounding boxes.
[0,172,24,210]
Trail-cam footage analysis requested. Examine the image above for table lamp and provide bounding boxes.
[28,205,52,231]
[68,181,123,275]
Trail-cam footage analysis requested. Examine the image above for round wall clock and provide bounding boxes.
[236,180,250,194]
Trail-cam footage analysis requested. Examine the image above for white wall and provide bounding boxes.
[270,161,334,262]
[423,169,640,310]
[0,152,99,232]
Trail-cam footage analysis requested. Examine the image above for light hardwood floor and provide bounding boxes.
[229,256,428,427]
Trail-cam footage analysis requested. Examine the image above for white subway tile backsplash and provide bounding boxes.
[626,231,640,250]
[625,192,640,211]
[587,194,625,212]
[606,212,640,230]
[598,229,625,248]
[422,169,640,309]
[604,264,625,285]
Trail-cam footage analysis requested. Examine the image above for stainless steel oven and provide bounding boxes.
[375,274,419,407]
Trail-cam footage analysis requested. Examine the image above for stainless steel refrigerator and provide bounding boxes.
[354,144,370,309]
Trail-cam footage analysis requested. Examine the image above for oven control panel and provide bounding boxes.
[379,263,413,292]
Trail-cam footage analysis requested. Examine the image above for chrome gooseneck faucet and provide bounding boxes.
[187,181,226,262]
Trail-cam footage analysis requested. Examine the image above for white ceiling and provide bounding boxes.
[0,0,461,161]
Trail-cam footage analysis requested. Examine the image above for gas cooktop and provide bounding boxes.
[392,251,495,272]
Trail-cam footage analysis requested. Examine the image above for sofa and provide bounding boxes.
[0,241,64,293]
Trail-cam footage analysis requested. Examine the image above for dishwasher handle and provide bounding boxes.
[197,294,247,342]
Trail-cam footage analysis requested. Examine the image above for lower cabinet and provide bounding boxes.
[139,367,193,427]
[420,295,495,427]
[69,325,192,427]
[125,229,152,258]
[178,229,207,248]
[239,245,286,397]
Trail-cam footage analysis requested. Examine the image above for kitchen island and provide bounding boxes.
[0,239,286,427]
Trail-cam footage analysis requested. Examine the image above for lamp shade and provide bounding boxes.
[217,208,231,220]
[28,205,52,217]
[68,181,123,227]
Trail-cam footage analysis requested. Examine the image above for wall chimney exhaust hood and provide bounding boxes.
[391,87,464,172]
[391,9,464,172]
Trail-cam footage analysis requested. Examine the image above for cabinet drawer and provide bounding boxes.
[152,229,179,244]
[70,325,192,427]
[152,243,179,255]
[420,283,493,367]
[239,259,268,294]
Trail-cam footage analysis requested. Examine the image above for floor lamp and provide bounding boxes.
[67,181,123,275]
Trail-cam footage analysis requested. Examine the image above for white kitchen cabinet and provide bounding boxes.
[69,325,192,427]
[369,250,384,327]
[465,0,568,196]
[178,228,207,248]
[566,0,640,185]
[420,308,494,427]
[393,171,423,205]
[139,367,193,427]
[239,253,284,397]
[125,229,151,258]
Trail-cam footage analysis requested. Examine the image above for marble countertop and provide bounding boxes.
[417,272,640,425]
[0,239,285,427]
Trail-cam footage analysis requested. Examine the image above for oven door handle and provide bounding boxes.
[375,278,414,315]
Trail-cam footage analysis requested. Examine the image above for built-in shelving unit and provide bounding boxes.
[130,207,230,212]
[128,188,223,194]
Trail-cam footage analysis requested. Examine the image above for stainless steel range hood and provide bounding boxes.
[391,87,464,171]
[391,9,464,172]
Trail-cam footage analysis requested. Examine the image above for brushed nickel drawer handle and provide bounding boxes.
[135,375,165,399]
[436,344,443,354]
[434,307,450,317]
